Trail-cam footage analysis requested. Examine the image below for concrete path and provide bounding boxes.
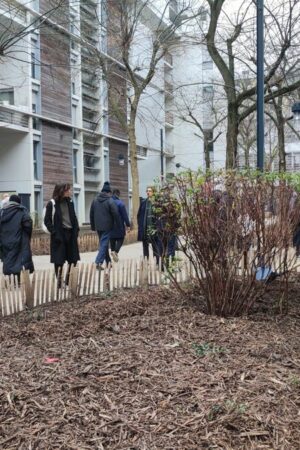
[0,241,147,272]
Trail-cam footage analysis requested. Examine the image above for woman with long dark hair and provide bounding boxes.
[44,183,80,286]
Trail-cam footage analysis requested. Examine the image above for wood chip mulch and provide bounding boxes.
[0,287,299,449]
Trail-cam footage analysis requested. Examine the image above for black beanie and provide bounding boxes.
[9,194,21,204]
[101,181,111,193]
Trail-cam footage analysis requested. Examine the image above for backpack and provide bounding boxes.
[42,199,55,234]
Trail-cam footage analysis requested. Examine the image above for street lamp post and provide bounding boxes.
[257,0,265,171]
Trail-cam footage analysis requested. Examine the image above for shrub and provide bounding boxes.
[165,170,300,316]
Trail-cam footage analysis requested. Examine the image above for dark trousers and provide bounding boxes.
[54,228,74,287]
[110,238,124,254]
[142,236,163,265]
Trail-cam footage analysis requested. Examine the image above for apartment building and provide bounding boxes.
[0,0,215,224]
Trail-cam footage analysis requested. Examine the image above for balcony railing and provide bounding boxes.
[83,118,98,131]
[165,111,174,125]
[165,143,174,156]
[0,0,26,23]
[0,108,29,128]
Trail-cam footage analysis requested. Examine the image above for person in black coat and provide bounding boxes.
[90,181,119,269]
[137,186,162,265]
[0,194,34,280]
[44,183,80,285]
[110,189,131,262]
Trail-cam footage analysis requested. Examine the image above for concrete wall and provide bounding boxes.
[0,130,32,194]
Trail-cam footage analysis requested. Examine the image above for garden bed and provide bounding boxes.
[0,286,299,449]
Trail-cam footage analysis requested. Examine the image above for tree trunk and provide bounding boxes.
[204,139,210,171]
[226,103,239,169]
[128,117,139,230]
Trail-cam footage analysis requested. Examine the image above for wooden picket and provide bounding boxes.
[1,249,300,318]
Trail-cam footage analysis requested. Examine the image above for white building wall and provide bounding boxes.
[0,130,32,194]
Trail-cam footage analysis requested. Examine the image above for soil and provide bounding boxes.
[0,286,299,449]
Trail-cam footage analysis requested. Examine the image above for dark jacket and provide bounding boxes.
[137,198,157,241]
[44,198,80,265]
[110,195,130,239]
[0,201,34,275]
[90,193,119,232]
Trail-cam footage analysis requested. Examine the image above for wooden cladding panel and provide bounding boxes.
[42,122,73,203]
[39,0,70,29]
[109,139,129,209]
[108,68,127,141]
[40,26,71,123]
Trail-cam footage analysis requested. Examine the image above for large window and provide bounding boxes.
[0,89,14,105]
[33,141,40,180]
[73,149,78,183]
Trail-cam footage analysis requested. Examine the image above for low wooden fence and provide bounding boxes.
[0,257,193,317]
[31,230,137,255]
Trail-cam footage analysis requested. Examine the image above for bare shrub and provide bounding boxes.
[166,171,300,316]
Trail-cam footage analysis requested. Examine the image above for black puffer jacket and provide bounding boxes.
[90,193,119,232]
[0,202,34,275]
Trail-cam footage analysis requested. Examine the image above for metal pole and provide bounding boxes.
[160,128,164,181]
[257,0,265,171]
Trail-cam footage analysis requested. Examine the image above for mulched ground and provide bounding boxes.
[0,286,299,449]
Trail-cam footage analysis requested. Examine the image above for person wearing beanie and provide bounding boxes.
[0,193,34,280]
[101,181,111,193]
[90,181,119,269]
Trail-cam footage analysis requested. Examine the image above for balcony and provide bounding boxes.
[83,118,99,132]
[165,110,174,127]
[165,81,174,98]
[164,51,173,68]
[0,0,26,25]
[0,106,29,131]
[165,143,174,157]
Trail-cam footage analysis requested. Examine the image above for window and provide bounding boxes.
[32,104,40,130]
[33,141,39,180]
[73,192,79,215]
[34,191,40,227]
[204,129,214,153]
[203,85,213,100]
[72,105,77,126]
[73,149,78,183]
[31,52,36,79]
[0,89,14,105]
[72,82,76,95]
[103,150,109,180]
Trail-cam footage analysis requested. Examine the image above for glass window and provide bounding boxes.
[0,89,14,105]
[31,52,36,79]
[73,149,78,183]
[33,141,39,180]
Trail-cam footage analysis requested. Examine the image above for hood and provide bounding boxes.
[0,202,25,224]
[96,192,111,203]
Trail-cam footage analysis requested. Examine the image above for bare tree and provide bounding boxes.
[201,0,300,168]
[80,0,198,227]
[0,0,67,63]
[175,84,226,170]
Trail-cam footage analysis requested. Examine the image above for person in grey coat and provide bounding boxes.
[90,181,119,269]
[0,194,34,280]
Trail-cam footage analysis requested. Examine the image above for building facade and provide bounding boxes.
[0,0,217,225]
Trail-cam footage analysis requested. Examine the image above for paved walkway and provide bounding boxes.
[0,241,146,272]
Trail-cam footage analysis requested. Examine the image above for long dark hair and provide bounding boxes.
[52,183,71,202]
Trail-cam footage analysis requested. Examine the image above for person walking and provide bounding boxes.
[109,189,131,262]
[0,194,34,281]
[44,183,80,286]
[90,181,119,269]
[137,186,162,264]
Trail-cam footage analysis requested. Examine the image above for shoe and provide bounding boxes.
[111,251,119,263]
[95,263,105,270]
